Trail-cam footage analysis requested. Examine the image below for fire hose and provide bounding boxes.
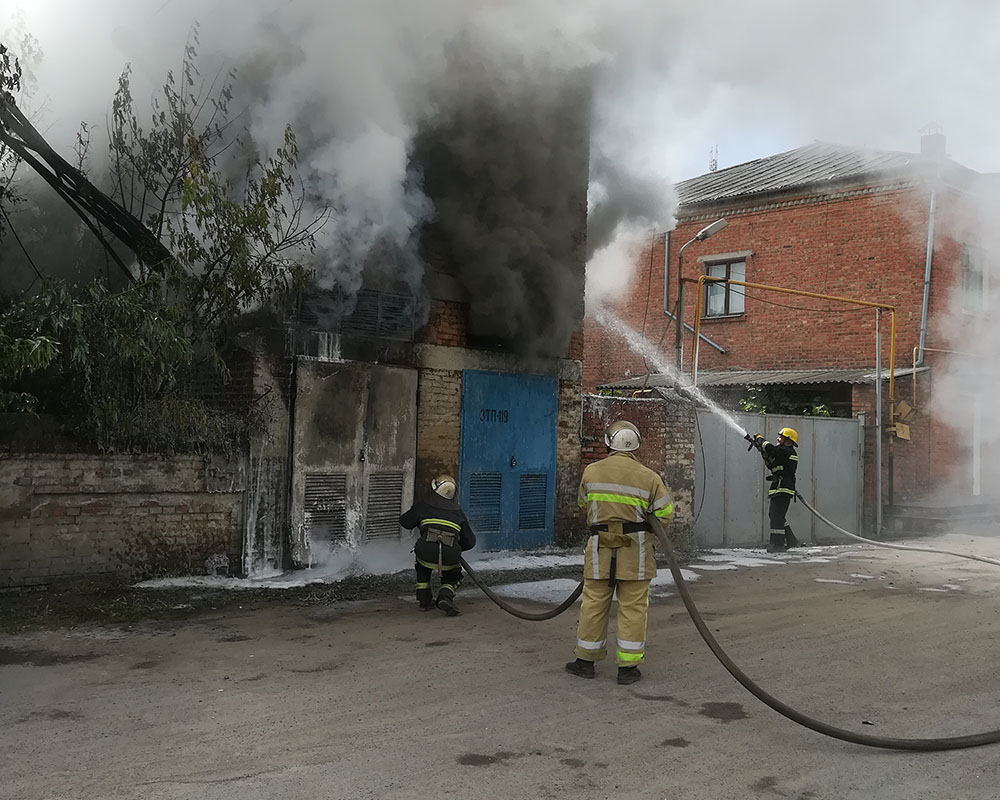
[462,510,1000,751]
[460,557,582,621]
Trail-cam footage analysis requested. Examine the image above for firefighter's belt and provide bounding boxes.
[423,528,457,547]
[590,521,649,549]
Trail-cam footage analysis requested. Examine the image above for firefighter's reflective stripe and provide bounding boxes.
[585,492,648,507]
[636,531,647,581]
[576,638,606,652]
[421,518,462,531]
[617,651,644,663]
[789,455,799,461]
[415,582,430,589]
[590,535,600,580]
[416,557,461,571]
[768,487,796,496]
[651,497,674,518]
[585,482,652,500]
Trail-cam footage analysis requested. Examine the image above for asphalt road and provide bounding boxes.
[3,534,1000,800]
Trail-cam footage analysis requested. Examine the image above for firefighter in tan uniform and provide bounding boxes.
[565,420,674,685]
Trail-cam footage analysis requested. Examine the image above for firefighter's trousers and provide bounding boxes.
[573,578,651,667]
[768,493,793,536]
[414,560,462,607]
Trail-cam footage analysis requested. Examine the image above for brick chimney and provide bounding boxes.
[920,124,946,159]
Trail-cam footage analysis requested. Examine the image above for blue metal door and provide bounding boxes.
[459,370,558,550]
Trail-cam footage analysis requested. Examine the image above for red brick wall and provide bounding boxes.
[586,185,945,389]
[585,180,987,506]
[415,299,468,348]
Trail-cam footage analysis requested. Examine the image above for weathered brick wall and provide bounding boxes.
[415,369,463,493]
[580,393,695,548]
[554,379,583,546]
[0,455,244,587]
[415,299,468,348]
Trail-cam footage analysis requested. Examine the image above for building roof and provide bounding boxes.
[676,141,926,206]
[600,367,927,390]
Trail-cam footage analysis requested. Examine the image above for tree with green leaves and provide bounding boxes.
[0,31,328,452]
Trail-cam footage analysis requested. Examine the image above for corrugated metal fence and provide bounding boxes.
[692,412,864,548]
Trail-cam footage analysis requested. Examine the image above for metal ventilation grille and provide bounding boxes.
[304,472,348,544]
[340,289,415,341]
[365,472,405,540]
[468,473,502,533]
[518,473,547,530]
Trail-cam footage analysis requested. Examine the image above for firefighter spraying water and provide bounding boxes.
[745,428,803,552]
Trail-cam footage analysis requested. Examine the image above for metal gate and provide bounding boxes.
[459,370,557,550]
[692,412,864,548]
[290,360,417,564]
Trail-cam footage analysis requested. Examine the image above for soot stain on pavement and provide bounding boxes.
[425,640,454,647]
[457,751,521,767]
[0,647,102,666]
[632,693,689,707]
[699,702,749,722]
[17,708,85,723]
[660,738,691,748]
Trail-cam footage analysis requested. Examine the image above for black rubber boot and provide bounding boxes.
[766,533,788,553]
[617,666,642,685]
[784,527,802,548]
[565,659,596,679]
[419,600,433,612]
[437,596,461,616]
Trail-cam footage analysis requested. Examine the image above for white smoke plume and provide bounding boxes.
[7,1,1000,356]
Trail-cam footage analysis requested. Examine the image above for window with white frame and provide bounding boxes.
[961,245,988,313]
[703,258,746,317]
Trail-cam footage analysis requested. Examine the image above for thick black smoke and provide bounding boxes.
[416,46,590,355]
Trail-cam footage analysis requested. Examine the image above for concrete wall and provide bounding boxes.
[0,454,244,587]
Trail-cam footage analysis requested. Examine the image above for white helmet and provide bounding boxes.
[605,420,641,452]
[431,474,457,500]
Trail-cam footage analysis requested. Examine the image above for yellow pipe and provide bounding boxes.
[910,345,978,407]
[692,277,896,402]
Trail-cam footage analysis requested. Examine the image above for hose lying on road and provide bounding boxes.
[795,491,1000,568]
[646,512,1000,751]
[460,557,582,621]
[462,500,1000,748]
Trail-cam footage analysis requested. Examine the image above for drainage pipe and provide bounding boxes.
[916,190,937,366]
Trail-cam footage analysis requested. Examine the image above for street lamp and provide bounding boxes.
[674,218,728,370]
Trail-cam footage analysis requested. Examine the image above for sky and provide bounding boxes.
[9,1,1000,179]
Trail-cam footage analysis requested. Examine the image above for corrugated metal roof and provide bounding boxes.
[601,367,928,390]
[676,141,920,206]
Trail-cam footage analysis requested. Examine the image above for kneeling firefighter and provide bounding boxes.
[747,427,801,552]
[566,420,674,685]
[399,475,477,616]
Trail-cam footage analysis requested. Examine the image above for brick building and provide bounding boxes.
[585,132,997,524]
[231,91,592,572]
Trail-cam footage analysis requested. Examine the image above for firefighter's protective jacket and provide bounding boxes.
[577,452,674,581]
[758,438,798,497]
[399,494,476,570]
